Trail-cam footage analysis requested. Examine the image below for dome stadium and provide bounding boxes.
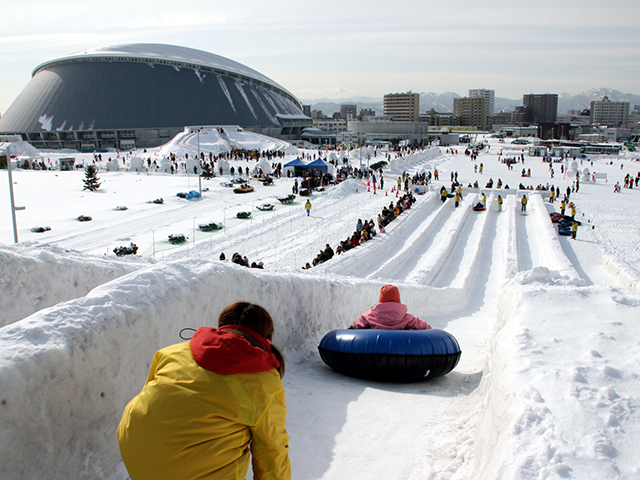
[0,44,311,150]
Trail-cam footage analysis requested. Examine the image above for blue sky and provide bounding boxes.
[1,0,639,113]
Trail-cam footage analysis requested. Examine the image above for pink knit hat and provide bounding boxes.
[379,284,401,303]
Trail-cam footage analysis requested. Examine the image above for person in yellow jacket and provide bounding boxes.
[118,302,291,480]
[440,186,448,203]
[521,194,528,212]
[571,220,579,240]
[497,195,503,212]
[304,199,312,216]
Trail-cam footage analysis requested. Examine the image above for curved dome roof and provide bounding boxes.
[33,43,297,104]
[0,43,305,135]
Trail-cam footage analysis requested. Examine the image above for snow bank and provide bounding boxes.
[406,193,477,284]
[0,243,150,328]
[0,259,441,479]
[477,285,640,478]
[601,254,640,290]
[386,147,443,174]
[527,194,584,285]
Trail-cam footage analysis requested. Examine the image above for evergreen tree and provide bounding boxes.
[83,165,101,191]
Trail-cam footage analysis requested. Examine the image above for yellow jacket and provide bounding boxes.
[118,337,291,480]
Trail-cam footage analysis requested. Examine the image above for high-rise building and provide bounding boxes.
[340,104,357,120]
[590,96,629,127]
[383,92,420,122]
[453,97,487,129]
[522,94,558,124]
[469,89,495,121]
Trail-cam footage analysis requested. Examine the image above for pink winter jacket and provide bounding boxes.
[353,302,431,330]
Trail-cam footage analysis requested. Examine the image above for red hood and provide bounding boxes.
[190,325,280,375]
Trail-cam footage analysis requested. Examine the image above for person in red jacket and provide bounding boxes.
[351,284,432,330]
[118,302,291,480]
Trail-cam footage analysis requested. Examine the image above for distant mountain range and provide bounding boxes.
[301,88,640,117]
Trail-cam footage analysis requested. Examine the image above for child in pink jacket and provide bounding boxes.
[352,285,432,330]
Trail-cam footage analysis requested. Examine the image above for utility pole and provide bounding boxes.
[5,146,25,243]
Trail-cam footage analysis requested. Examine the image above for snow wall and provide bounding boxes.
[0,258,460,479]
[0,243,150,328]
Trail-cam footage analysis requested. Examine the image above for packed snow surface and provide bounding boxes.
[1,135,640,479]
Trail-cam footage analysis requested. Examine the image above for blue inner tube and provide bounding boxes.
[318,329,461,382]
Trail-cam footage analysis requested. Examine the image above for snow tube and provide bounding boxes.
[318,329,461,382]
[186,190,201,199]
[277,194,295,204]
[233,186,254,194]
[472,202,486,211]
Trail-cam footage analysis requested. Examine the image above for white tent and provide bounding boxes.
[158,157,173,173]
[105,160,119,172]
[253,159,273,176]
[186,158,201,174]
[218,159,230,175]
[129,157,146,172]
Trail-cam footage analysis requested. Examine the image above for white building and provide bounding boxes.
[590,96,629,127]
[312,118,347,133]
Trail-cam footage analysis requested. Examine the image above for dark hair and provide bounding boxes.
[218,302,285,377]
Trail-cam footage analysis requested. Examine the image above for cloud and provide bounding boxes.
[1,0,639,110]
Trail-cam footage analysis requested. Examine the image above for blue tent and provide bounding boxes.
[306,157,329,172]
[283,157,308,177]
[283,157,306,168]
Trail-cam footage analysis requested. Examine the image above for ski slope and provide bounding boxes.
[1,140,640,479]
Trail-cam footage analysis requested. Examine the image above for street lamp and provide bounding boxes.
[5,145,25,243]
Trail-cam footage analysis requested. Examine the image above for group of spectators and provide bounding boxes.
[16,159,50,170]
[378,193,417,229]
[623,172,640,189]
[519,183,554,191]
[301,192,416,270]
[483,178,510,190]
[304,244,335,269]
[219,252,264,269]
[335,219,378,255]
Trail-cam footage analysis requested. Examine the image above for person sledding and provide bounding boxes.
[351,285,431,330]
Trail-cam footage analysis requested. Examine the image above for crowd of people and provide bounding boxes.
[219,252,264,269]
[302,192,417,270]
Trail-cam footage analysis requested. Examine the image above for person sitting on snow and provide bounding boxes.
[351,285,432,330]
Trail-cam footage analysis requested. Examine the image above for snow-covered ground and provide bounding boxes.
[1,135,640,479]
